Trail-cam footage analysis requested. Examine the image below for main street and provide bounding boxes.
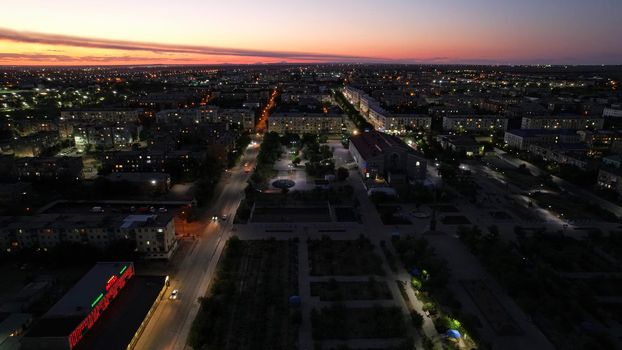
[133,142,260,350]
[494,148,622,218]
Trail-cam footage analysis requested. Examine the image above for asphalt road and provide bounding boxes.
[495,148,622,218]
[133,143,260,350]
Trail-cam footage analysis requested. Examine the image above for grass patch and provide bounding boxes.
[310,278,392,301]
[189,237,299,350]
[308,236,385,276]
[311,305,407,340]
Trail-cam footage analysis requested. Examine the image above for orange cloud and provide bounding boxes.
[0,27,384,64]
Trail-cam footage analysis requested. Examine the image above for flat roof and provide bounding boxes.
[505,129,578,137]
[74,276,165,350]
[2,212,174,231]
[23,315,84,338]
[350,130,421,161]
[24,262,133,339]
[443,114,503,119]
[46,262,133,318]
[105,172,170,182]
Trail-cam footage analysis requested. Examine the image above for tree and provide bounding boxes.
[439,162,458,181]
[411,311,424,329]
[411,277,423,290]
[487,225,500,241]
[336,167,349,181]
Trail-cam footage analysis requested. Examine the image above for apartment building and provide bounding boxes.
[0,212,177,259]
[268,112,343,134]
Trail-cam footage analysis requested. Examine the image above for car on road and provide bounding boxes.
[221,214,228,221]
[90,206,104,213]
[169,289,179,300]
[211,215,218,221]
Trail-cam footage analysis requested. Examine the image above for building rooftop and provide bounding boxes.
[525,114,602,119]
[46,262,133,318]
[443,114,503,119]
[105,172,170,183]
[350,130,418,160]
[24,262,133,339]
[1,212,174,231]
[505,129,578,137]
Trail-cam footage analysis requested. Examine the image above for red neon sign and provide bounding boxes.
[105,275,118,291]
[68,264,134,349]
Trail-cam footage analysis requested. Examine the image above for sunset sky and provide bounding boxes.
[1,0,621,66]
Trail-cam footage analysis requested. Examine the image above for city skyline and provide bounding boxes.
[1,0,622,66]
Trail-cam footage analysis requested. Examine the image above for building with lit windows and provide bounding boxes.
[603,106,622,118]
[349,130,426,184]
[598,155,622,195]
[442,115,508,132]
[0,213,177,259]
[378,114,432,133]
[14,156,84,181]
[521,115,604,130]
[102,150,201,174]
[73,124,134,152]
[156,107,255,131]
[503,129,581,150]
[21,262,136,350]
[60,109,144,124]
[343,86,431,133]
[155,108,201,124]
[215,108,255,131]
[268,113,343,134]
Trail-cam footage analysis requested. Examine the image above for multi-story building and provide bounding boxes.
[156,107,255,131]
[603,106,622,118]
[60,109,144,124]
[343,86,431,133]
[155,109,201,124]
[216,108,255,131]
[268,113,343,134]
[73,124,134,152]
[379,114,432,133]
[577,130,622,155]
[503,129,580,150]
[436,135,484,157]
[14,156,83,180]
[104,172,171,193]
[0,212,177,259]
[11,131,61,157]
[597,155,622,195]
[21,262,137,350]
[349,130,427,184]
[102,150,201,174]
[527,144,591,170]
[521,115,604,130]
[343,86,364,108]
[442,115,508,132]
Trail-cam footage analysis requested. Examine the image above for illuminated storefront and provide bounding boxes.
[22,262,136,350]
[68,263,134,348]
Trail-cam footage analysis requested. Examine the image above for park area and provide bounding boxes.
[461,226,622,349]
[311,305,408,340]
[308,237,386,276]
[531,191,621,222]
[310,279,392,301]
[189,238,300,350]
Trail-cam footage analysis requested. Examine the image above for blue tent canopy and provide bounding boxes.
[410,267,421,277]
[288,296,301,305]
[447,329,461,339]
